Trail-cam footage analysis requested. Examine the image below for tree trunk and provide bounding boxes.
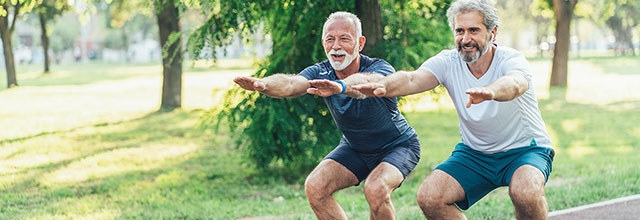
[0,4,18,88]
[156,1,182,110]
[39,13,51,73]
[550,0,577,87]
[356,0,383,57]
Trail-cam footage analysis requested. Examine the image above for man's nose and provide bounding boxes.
[331,43,342,50]
[462,32,472,43]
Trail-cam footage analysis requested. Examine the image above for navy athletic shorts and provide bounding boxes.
[324,134,421,185]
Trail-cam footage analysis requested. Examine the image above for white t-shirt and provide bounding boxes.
[420,46,552,153]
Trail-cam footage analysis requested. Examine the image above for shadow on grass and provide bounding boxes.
[1,109,309,219]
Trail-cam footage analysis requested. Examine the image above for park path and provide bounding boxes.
[548,194,640,220]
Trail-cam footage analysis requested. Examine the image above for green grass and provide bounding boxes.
[1,57,639,219]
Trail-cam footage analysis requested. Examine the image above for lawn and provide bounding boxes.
[0,57,639,219]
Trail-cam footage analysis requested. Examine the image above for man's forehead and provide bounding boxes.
[453,11,485,28]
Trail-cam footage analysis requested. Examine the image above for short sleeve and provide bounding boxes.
[419,50,454,84]
[363,59,395,76]
[298,65,321,80]
[499,49,531,81]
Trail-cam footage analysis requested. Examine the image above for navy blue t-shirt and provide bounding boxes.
[299,55,416,153]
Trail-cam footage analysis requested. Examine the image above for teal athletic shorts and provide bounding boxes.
[325,133,421,185]
[435,142,555,210]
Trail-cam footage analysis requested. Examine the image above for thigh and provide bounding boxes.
[418,170,466,204]
[307,159,359,193]
[434,144,499,210]
[504,147,554,185]
[510,165,546,194]
[325,141,371,183]
[366,162,404,190]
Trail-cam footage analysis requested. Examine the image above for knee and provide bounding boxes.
[509,180,545,204]
[304,175,324,200]
[416,185,440,210]
[363,180,391,203]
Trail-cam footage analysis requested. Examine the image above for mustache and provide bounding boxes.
[458,42,479,50]
[328,50,348,55]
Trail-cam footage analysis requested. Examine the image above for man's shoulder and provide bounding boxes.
[360,54,389,65]
[360,55,395,73]
[300,60,333,79]
[495,45,524,57]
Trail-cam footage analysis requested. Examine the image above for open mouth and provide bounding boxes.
[332,54,346,59]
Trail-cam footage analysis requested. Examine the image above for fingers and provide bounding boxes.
[307,79,340,97]
[234,76,265,91]
[352,83,385,97]
[308,79,337,89]
[465,87,494,107]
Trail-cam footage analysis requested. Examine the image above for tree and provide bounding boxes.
[34,0,72,73]
[357,0,383,56]
[583,0,639,56]
[155,0,182,109]
[0,0,36,88]
[107,0,184,110]
[195,0,452,175]
[549,0,578,87]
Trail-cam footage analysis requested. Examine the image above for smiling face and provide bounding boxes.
[453,11,494,63]
[322,18,362,71]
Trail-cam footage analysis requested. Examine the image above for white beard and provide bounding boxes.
[326,44,359,71]
[458,40,490,63]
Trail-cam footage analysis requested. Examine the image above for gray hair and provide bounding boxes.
[446,0,500,31]
[322,11,363,39]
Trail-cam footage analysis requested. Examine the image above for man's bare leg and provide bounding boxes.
[363,162,404,219]
[305,159,359,220]
[510,165,548,220]
[416,170,468,219]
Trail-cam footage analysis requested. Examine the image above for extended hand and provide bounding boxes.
[307,79,341,97]
[465,87,495,108]
[351,83,387,97]
[234,76,266,91]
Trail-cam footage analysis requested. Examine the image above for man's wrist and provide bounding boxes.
[335,80,346,94]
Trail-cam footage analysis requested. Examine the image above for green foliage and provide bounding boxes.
[34,0,72,20]
[376,0,453,70]
[185,1,261,61]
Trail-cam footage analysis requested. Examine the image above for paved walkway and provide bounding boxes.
[548,194,640,220]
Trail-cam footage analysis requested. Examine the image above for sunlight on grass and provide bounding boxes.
[561,119,583,133]
[41,143,199,186]
[566,142,597,158]
[612,145,634,154]
[25,209,120,220]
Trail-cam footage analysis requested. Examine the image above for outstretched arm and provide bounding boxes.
[307,73,385,99]
[233,74,309,98]
[351,68,440,97]
[465,72,529,108]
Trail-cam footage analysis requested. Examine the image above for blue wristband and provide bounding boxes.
[335,80,346,94]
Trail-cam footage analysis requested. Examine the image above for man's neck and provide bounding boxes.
[467,46,495,79]
[335,56,361,79]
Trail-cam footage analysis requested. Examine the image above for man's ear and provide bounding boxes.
[358,36,366,52]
